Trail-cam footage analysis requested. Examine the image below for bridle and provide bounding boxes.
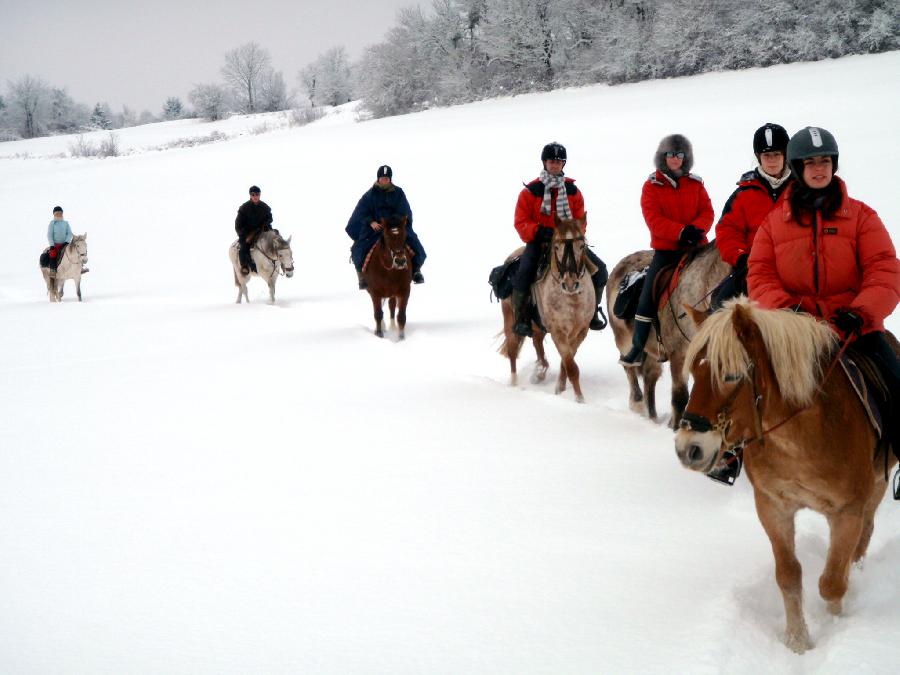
[550,235,587,290]
[255,238,294,276]
[680,335,854,477]
[66,238,88,265]
[379,227,408,271]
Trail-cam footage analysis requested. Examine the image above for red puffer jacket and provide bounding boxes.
[715,170,787,267]
[748,177,900,335]
[514,177,586,243]
[640,170,714,250]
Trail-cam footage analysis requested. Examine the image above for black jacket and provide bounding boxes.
[235,200,273,240]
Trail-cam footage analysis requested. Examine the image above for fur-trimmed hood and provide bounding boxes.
[654,134,694,176]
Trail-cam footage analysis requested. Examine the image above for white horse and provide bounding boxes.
[41,233,88,302]
[229,230,294,304]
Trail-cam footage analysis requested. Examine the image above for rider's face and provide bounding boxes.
[250,193,261,203]
[759,151,785,177]
[543,159,565,175]
[377,176,392,187]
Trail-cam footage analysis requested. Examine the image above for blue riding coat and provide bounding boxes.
[47,219,73,245]
[346,183,426,270]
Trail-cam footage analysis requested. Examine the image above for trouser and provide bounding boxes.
[710,261,748,311]
[853,331,900,462]
[634,249,683,323]
[238,240,253,270]
[512,241,607,299]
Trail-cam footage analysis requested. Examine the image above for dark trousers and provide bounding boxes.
[634,249,683,322]
[512,242,607,300]
[710,262,748,311]
[854,331,900,457]
[238,240,254,270]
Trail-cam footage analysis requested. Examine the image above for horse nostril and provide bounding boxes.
[688,445,704,463]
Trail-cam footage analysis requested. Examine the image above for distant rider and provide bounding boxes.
[235,185,273,275]
[43,205,87,273]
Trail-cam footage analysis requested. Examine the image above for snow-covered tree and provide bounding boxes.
[258,70,294,112]
[47,87,87,133]
[189,83,232,121]
[137,109,157,125]
[299,46,353,107]
[162,97,184,120]
[90,102,113,129]
[7,75,51,138]
[221,41,271,113]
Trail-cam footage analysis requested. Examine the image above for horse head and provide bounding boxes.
[380,215,409,271]
[551,214,588,294]
[70,233,89,266]
[273,233,294,278]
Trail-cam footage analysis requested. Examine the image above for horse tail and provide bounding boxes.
[497,331,524,359]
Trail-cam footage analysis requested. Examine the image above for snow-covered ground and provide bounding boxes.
[1,52,899,674]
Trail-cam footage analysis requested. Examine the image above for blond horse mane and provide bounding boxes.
[684,298,837,407]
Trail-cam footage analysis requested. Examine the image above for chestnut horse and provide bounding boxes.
[675,298,897,654]
[499,215,595,402]
[606,244,729,427]
[362,215,412,339]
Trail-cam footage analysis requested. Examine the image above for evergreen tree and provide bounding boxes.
[90,102,113,129]
[162,97,184,120]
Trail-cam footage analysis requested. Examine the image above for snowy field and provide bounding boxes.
[1,52,899,674]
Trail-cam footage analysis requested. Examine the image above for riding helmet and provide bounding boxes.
[752,123,789,155]
[53,205,63,214]
[249,185,261,195]
[376,165,393,179]
[786,126,839,178]
[541,142,567,162]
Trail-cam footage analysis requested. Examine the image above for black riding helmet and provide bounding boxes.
[752,123,789,156]
[541,142,567,162]
[786,126,839,180]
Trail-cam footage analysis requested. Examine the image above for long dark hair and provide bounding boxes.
[789,175,843,223]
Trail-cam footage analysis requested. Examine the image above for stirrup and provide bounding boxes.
[358,279,368,290]
[618,346,645,368]
[893,467,900,501]
[513,321,533,338]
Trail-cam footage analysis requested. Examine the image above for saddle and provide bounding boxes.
[841,349,887,441]
[39,243,67,271]
[654,248,706,310]
[488,257,520,301]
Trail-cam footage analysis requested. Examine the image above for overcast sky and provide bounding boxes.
[1,0,417,113]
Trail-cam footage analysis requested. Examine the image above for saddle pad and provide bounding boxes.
[840,355,883,439]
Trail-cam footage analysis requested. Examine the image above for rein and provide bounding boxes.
[254,240,292,276]
[550,236,587,286]
[378,230,408,271]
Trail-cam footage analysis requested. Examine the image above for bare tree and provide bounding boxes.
[299,46,353,107]
[189,83,232,121]
[258,70,294,112]
[7,75,51,138]
[221,41,272,113]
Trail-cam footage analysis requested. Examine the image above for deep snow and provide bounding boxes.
[1,52,899,674]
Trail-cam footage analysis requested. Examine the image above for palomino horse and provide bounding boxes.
[229,230,294,304]
[41,233,88,302]
[499,215,595,402]
[362,215,412,339]
[675,299,897,654]
[606,243,729,427]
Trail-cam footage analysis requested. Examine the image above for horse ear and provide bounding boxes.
[286,235,292,245]
[83,232,87,239]
[731,302,763,354]
[684,303,707,327]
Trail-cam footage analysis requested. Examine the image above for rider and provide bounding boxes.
[44,206,88,273]
[346,165,426,290]
[748,126,900,495]
[712,123,791,308]
[618,133,714,367]
[510,142,608,337]
[235,185,273,275]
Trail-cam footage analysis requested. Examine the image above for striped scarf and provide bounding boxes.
[539,170,572,219]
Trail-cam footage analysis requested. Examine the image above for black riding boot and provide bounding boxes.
[588,253,608,330]
[512,289,533,337]
[620,318,652,367]
[590,305,608,331]
[412,269,424,284]
[356,268,368,290]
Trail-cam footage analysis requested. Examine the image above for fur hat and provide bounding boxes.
[654,134,694,175]
[376,165,393,179]
[52,205,63,214]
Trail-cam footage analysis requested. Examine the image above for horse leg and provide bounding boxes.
[555,352,568,396]
[819,511,865,616]
[531,329,549,384]
[389,297,397,330]
[669,353,689,429]
[755,493,810,653]
[75,274,82,301]
[267,274,276,304]
[626,367,643,412]
[566,354,585,403]
[371,294,384,338]
[397,293,408,340]
[854,465,891,563]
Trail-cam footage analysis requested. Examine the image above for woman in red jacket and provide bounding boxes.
[749,126,900,495]
[711,123,791,308]
[619,134,714,366]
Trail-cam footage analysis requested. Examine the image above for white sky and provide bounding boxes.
[0,0,417,113]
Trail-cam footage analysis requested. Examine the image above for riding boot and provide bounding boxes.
[511,289,533,337]
[619,318,652,367]
[590,305,607,331]
[412,269,425,284]
[356,268,368,290]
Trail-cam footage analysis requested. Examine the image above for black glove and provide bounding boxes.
[832,308,864,338]
[536,226,554,243]
[678,224,704,247]
[735,253,749,270]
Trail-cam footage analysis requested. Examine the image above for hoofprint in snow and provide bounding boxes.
[1,52,898,674]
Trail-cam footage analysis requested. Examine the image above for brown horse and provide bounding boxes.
[675,299,897,654]
[607,244,729,427]
[499,215,595,402]
[362,215,412,339]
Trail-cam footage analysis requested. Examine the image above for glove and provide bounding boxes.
[832,308,864,338]
[536,226,554,243]
[735,253,749,270]
[678,224,704,247]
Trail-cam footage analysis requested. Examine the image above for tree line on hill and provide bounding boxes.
[2,0,895,140]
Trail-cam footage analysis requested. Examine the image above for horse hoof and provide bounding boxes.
[785,630,812,654]
[575,394,585,404]
[827,600,842,616]
[398,333,405,341]
[375,330,384,338]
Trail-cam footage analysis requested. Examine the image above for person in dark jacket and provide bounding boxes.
[510,142,608,337]
[346,165,426,290]
[235,185,273,274]
[619,133,715,366]
[711,123,791,308]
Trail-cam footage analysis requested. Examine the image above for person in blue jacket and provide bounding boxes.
[43,206,88,272]
[346,165,426,289]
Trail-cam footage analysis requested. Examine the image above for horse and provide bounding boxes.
[362,215,412,339]
[606,243,729,427]
[41,233,88,302]
[229,230,294,304]
[675,298,898,654]
[499,215,595,402]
